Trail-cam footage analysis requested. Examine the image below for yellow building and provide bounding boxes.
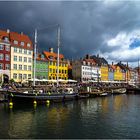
[101,65,108,81]
[114,65,123,81]
[10,31,33,82]
[43,48,68,80]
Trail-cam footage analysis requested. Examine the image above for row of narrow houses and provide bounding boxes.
[0,29,69,83]
[0,28,140,84]
[72,55,139,84]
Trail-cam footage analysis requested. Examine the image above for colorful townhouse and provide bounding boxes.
[33,53,48,79]
[10,31,33,83]
[43,48,68,80]
[116,62,130,82]
[90,55,108,82]
[72,55,100,83]
[0,29,11,83]
[108,64,115,81]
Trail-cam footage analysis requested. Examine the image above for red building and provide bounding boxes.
[0,29,11,83]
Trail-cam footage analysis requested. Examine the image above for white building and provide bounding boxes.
[72,58,101,83]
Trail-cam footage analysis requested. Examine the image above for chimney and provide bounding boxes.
[21,32,23,35]
[7,29,10,33]
[97,54,99,58]
[86,54,90,59]
[49,48,53,53]
[112,62,114,65]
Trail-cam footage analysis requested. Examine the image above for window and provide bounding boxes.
[14,56,17,61]
[21,42,24,46]
[14,40,18,45]
[24,65,27,70]
[28,50,32,55]
[19,74,22,79]
[0,45,4,50]
[5,64,10,70]
[14,47,18,52]
[19,65,22,70]
[24,49,27,54]
[0,54,3,60]
[13,73,17,79]
[28,66,31,71]
[0,64,3,69]
[19,56,22,62]
[28,58,32,63]
[5,46,10,51]
[28,74,31,79]
[27,43,31,47]
[23,74,27,79]
[24,57,27,62]
[13,64,17,70]
[19,48,22,53]
[4,37,9,42]
[5,54,10,61]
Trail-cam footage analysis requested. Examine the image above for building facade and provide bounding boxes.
[0,29,11,83]
[33,53,48,79]
[72,58,100,83]
[43,48,68,80]
[10,31,33,82]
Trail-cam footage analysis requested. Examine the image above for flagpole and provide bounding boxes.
[57,25,60,88]
[33,29,37,87]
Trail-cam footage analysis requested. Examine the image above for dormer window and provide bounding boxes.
[14,40,18,45]
[41,55,45,59]
[27,43,31,47]
[49,56,53,60]
[21,42,24,46]
[3,37,9,42]
[83,61,86,65]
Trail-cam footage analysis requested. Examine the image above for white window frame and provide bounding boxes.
[0,54,4,60]
[14,40,18,45]
[0,63,3,69]
[0,45,4,50]
[5,54,10,61]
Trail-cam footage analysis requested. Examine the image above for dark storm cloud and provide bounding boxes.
[1,1,140,65]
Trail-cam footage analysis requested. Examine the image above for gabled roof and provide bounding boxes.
[108,64,116,70]
[43,51,64,61]
[10,31,33,50]
[0,30,9,39]
[117,62,129,70]
[36,53,47,62]
[90,55,108,66]
[0,29,33,50]
[83,58,96,65]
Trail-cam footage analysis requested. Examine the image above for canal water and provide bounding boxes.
[0,94,140,139]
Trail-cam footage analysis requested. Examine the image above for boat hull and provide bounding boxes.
[7,91,78,104]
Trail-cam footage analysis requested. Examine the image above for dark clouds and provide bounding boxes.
[0,1,140,66]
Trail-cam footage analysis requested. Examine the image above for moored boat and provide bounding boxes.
[112,88,126,94]
[7,87,78,105]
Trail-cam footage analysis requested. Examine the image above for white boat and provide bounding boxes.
[112,88,126,94]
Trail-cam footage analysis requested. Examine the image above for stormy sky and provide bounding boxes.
[0,0,140,67]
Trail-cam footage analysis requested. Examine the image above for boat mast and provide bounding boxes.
[33,29,37,87]
[57,25,60,87]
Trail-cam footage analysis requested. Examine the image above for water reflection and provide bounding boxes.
[0,95,140,139]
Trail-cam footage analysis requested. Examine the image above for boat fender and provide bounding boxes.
[46,100,50,104]
[33,100,37,105]
[9,101,13,107]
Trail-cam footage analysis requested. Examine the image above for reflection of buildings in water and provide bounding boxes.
[113,95,126,112]
[46,106,71,136]
[8,111,33,138]
[99,98,109,113]
[80,99,99,117]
